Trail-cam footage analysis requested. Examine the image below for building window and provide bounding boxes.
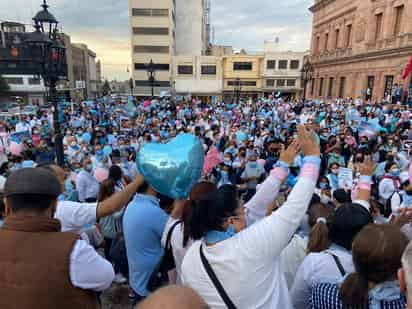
[339,77,346,98]
[277,79,286,87]
[133,27,169,35]
[4,77,23,85]
[227,81,256,87]
[346,24,352,47]
[334,29,340,49]
[178,65,193,75]
[384,75,394,97]
[287,79,296,87]
[134,63,169,71]
[278,60,288,70]
[233,62,252,71]
[132,8,169,17]
[266,79,275,87]
[319,77,324,96]
[133,45,169,54]
[394,5,404,35]
[375,13,383,41]
[135,80,170,87]
[367,76,375,99]
[328,77,334,97]
[201,65,216,75]
[315,36,320,54]
[28,77,40,85]
[324,33,329,51]
[267,60,276,69]
[290,60,300,70]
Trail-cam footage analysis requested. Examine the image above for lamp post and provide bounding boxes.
[301,57,314,102]
[146,59,156,99]
[26,0,67,166]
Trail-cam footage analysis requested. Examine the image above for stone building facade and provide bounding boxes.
[308,0,412,101]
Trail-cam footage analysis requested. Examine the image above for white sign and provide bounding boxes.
[338,168,353,190]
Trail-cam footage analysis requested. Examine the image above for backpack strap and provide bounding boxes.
[165,220,181,250]
[327,252,346,276]
[200,245,237,309]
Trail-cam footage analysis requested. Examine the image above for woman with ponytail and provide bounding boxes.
[311,224,408,309]
[291,158,376,309]
[181,126,321,308]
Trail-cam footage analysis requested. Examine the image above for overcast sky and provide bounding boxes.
[1,0,313,81]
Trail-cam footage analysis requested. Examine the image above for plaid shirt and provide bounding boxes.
[310,283,406,309]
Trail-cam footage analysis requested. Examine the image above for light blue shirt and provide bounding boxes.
[123,194,169,296]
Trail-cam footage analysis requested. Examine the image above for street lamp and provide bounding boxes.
[146,59,156,99]
[301,57,314,102]
[26,0,67,166]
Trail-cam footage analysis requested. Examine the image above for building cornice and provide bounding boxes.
[312,45,412,68]
[309,0,337,13]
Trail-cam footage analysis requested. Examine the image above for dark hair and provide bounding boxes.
[189,184,238,240]
[333,189,350,204]
[340,224,408,307]
[98,179,116,202]
[384,161,397,173]
[329,203,373,251]
[307,203,334,253]
[108,165,123,182]
[182,182,217,247]
[7,194,56,213]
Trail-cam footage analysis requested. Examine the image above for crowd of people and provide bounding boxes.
[1,94,412,308]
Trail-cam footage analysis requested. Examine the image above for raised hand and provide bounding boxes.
[297,125,320,157]
[279,140,300,165]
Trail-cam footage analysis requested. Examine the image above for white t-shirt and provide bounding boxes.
[290,245,354,309]
[55,200,97,233]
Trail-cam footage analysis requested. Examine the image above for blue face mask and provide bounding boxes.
[248,162,258,169]
[204,224,236,244]
[319,182,329,190]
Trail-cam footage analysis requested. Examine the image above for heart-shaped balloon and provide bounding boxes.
[136,134,204,199]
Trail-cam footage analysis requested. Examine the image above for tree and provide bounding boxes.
[102,80,111,96]
[0,75,10,93]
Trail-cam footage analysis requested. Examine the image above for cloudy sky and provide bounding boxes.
[1,0,313,81]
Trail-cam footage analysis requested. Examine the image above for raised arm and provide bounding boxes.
[245,141,299,225]
[353,156,375,211]
[234,126,320,262]
[96,174,144,219]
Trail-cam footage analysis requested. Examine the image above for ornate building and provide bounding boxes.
[308,0,412,101]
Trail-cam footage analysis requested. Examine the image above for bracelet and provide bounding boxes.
[303,156,321,169]
[358,183,371,191]
[359,175,372,183]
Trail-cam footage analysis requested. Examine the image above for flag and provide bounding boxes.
[402,55,412,80]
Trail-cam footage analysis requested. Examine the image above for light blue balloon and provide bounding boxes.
[103,145,112,156]
[82,132,91,143]
[136,133,205,199]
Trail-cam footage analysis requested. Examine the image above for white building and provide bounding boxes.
[175,0,210,56]
[2,75,46,105]
[128,0,209,97]
[173,55,222,98]
[262,39,308,99]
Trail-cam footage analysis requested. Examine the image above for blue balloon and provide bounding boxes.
[136,134,204,199]
[103,145,112,156]
[82,132,91,143]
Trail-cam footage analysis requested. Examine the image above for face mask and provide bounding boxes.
[319,182,329,190]
[248,162,258,169]
[86,164,93,172]
[70,142,77,147]
[391,169,400,177]
[331,168,339,175]
[96,150,104,156]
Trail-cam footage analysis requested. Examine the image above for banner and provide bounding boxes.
[10,131,31,143]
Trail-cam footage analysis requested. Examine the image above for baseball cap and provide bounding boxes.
[4,168,61,198]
